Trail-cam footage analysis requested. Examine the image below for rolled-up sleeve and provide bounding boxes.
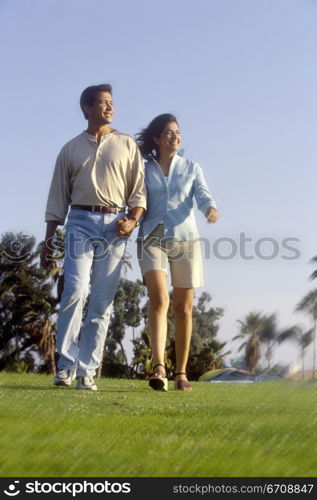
[127,144,147,210]
[45,146,72,224]
[193,162,217,215]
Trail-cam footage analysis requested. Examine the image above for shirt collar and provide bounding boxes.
[82,130,118,143]
[147,153,179,180]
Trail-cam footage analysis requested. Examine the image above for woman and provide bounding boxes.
[136,114,218,391]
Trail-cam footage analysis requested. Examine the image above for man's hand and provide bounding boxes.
[40,221,59,270]
[206,207,219,224]
[116,217,136,237]
[40,243,54,270]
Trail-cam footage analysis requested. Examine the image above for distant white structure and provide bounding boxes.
[278,361,301,377]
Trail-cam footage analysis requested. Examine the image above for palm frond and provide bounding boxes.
[237,341,247,352]
[309,270,317,281]
[295,289,317,316]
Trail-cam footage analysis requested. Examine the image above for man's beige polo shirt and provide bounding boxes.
[45,130,146,224]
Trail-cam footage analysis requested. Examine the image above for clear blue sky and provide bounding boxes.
[1,0,316,369]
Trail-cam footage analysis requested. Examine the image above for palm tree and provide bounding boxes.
[233,312,267,373]
[278,326,313,380]
[0,232,57,373]
[259,313,279,372]
[295,289,317,379]
[309,255,317,281]
[131,330,153,379]
[185,339,230,380]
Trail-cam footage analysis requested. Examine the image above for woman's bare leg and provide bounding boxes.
[173,287,194,385]
[144,270,169,370]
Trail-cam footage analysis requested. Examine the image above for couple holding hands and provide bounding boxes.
[41,84,218,392]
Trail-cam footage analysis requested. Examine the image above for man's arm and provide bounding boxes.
[116,140,146,237]
[45,146,72,225]
[41,145,72,268]
[130,206,145,221]
[40,221,59,270]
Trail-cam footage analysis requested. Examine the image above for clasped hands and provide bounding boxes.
[116,216,137,237]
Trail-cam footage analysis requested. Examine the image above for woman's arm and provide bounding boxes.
[193,162,218,222]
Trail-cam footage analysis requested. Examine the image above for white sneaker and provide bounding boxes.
[53,369,76,387]
[76,376,97,391]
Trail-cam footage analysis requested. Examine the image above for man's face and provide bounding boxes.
[84,91,114,125]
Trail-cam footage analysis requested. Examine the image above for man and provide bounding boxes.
[40,84,146,391]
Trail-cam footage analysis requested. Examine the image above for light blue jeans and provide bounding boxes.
[56,209,127,377]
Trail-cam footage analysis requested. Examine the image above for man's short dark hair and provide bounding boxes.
[80,84,112,119]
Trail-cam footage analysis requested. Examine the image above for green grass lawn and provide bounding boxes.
[0,373,316,477]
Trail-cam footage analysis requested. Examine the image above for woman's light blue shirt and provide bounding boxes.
[138,153,217,241]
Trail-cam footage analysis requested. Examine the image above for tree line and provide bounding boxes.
[1,231,316,380]
[0,232,227,380]
[232,256,317,379]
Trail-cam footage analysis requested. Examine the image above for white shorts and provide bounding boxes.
[137,224,204,288]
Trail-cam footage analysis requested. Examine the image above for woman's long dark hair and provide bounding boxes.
[136,113,178,156]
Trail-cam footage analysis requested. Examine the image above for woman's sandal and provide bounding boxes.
[149,363,168,392]
[174,372,192,391]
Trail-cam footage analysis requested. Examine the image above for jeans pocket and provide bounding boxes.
[68,209,88,220]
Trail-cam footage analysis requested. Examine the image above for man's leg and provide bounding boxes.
[55,227,93,379]
[76,233,127,378]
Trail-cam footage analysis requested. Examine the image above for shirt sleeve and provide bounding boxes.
[45,145,72,224]
[193,162,217,215]
[127,143,147,210]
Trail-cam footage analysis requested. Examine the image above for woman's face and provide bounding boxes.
[154,121,181,155]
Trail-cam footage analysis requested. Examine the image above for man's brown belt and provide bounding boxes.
[71,205,125,214]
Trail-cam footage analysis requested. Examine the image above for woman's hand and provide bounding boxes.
[206,207,218,223]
